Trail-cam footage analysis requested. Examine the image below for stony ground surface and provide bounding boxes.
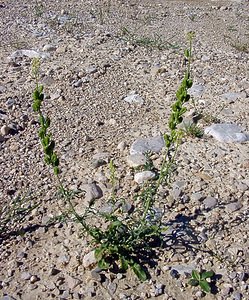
[0,0,249,299]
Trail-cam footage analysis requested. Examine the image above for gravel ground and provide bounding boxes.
[0,0,249,299]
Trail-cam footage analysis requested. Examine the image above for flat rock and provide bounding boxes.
[189,84,205,97]
[9,49,50,59]
[226,202,242,212]
[83,250,97,268]
[204,124,249,143]
[221,92,245,102]
[126,154,148,168]
[124,91,144,104]
[203,196,218,209]
[134,171,156,184]
[81,183,103,202]
[130,135,165,155]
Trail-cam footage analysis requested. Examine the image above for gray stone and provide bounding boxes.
[9,49,49,59]
[221,92,245,102]
[189,84,205,97]
[232,292,242,300]
[170,264,195,275]
[205,124,249,143]
[30,275,39,284]
[65,275,82,289]
[203,196,218,209]
[85,65,97,74]
[83,250,97,268]
[130,135,165,155]
[21,272,31,280]
[191,192,203,202]
[226,202,242,212]
[43,44,57,52]
[1,296,16,300]
[124,91,144,104]
[126,154,148,168]
[134,171,156,184]
[81,183,103,202]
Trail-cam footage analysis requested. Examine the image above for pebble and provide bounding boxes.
[43,44,57,52]
[21,272,31,280]
[226,202,242,212]
[204,123,249,143]
[83,250,97,268]
[9,49,49,59]
[130,135,165,155]
[221,92,245,103]
[81,182,103,202]
[134,171,156,184]
[126,154,148,168]
[124,91,144,104]
[203,196,218,209]
[1,125,10,136]
[189,84,205,97]
[232,291,242,300]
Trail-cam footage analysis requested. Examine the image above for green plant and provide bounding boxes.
[0,193,39,237]
[121,27,179,50]
[31,32,195,281]
[189,270,214,293]
[183,123,204,138]
[34,1,44,17]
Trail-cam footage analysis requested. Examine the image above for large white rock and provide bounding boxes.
[205,124,249,143]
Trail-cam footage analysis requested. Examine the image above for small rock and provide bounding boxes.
[232,292,242,300]
[73,79,82,87]
[203,196,218,209]
[117,141,127,151]
[49,268,61,276]
[81,183,103,202]
[65,275,81,289]
[124,91,144,104]
[43,44,57,52]
[108,282,117,295]
[221,92,245,103]
[205,123,249,143]
[126,154,148,168]
[83,250,97,268]
[1,125,10,136]
[9,49,49,59]
[85,65,97,74]
[0,296,17,300]
[134,171,156,184]
[30,275,39,284]
[189,84,205,97]
[21,272,31,280]
[170,269,180,279]
[226,202,242,212]
[130,135,165,155]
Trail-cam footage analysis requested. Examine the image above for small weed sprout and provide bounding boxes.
[189,270,215,293]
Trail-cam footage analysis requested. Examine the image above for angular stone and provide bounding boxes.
[189,84,205,97]
[83,250,97,268]
[126,154,148,168]
[43,44,57,52]
[226,202,242,212]
[130,135,165,155]
[205,124,249,143]
[221,92,245,102]
[81,183,103,202]
[203,196,218,209]
[134,171,155,184]
[124,91,144,104]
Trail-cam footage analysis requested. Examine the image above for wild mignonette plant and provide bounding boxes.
[32,32,195,281]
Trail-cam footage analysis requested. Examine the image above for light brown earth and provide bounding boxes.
[0,0,249,300]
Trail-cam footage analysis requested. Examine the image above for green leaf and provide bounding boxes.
[188,278,199,286]
[98,258,110,270]
[192,270,201,281]
[120,255,129,271]
[53,166,59,175]
[131,263,147,281]
[184,49,190,58]
[199,280,211,293]
[201,271,214,280]
[95,247,104,261]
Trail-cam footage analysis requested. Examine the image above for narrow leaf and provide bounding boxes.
[188,278,199,286]
[192,270,201,281]
[131,263,147,281]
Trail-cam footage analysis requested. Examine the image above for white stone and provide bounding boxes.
[83,250,97,268]
[134,171,156,184]
[205,123,249,143]
[9,49,50,59]
[124,91,144,104]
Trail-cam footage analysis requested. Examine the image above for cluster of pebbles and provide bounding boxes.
[0,0,248,299]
